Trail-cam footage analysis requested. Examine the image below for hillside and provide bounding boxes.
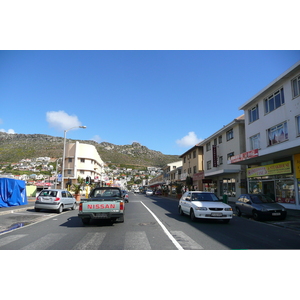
[0,132,180,167]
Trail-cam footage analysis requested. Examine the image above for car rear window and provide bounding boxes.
[40,190,57,197]
[91,189,121,198]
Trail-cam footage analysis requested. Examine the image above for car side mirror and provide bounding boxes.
[186,196,191,201]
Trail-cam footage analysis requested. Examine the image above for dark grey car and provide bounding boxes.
[235,194,287,221]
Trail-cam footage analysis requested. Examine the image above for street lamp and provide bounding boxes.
[61,125,86,189]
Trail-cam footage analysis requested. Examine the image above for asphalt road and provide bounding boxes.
[1,193,300,250]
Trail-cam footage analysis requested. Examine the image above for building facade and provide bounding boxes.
[179,145,204,190]
[231,61,300,209]
[197,115,247,201]
[63,141,105,187]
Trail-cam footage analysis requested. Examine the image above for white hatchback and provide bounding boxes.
[178,191,233,223]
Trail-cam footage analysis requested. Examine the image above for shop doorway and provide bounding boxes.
[262,181,275,200]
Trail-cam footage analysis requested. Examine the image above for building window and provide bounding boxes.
[184,157,186,163]
[296,115,300,136]
[249,104,259,123]
[193,166,196,174]
[227,152,234,160]
[214,138,217,145]
[193,150,196,158]
[267,121,288,146]
[80,158,85,163]
[206,142,211,151]
[219,156,223,165]
[226,129,233,141]
[68,158,72,162]
[218,135,222,144]
[264,88,285,114]
[250,133,260,150]
[292,75,300,98]
[207,160,211,170]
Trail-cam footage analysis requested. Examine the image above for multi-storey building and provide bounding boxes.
[197,115,246,200]
[230,61,300,209]
[63,141,105,187]
[179,145,204,190]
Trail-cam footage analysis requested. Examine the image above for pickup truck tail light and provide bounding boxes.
[79,203,82,211]
[120,201,124,211]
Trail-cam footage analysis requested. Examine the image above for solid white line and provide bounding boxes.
[140,201,184,250]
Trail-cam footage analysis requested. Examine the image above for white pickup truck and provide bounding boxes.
[78,187,125,225]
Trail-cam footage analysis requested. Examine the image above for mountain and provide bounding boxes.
[0,132,180,167]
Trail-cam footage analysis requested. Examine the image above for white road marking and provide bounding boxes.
[140,201,184,250]
[21,233,66,250]
[170,231,204,249]
[73,232,106,250]
[124,231,151,250]
[0,234,27,247]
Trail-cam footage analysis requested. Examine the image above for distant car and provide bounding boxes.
[35,189,77,213]
[146,189,153,196]
[154,190,162,195]
[122,190,129,203]
[178,191,233,223]
[235,193,287,221]
[134,189,139,193]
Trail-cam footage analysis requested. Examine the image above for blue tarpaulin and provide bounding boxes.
[0,178,28,207]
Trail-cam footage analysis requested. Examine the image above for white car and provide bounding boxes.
[146,189,153,196]
[178,191,233,223]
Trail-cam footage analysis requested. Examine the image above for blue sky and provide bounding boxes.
[1,50,300,155]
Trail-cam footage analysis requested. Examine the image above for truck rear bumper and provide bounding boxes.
[78,212,123,220]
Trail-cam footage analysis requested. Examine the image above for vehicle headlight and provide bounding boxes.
[225,208,232,211]
[195,207,207,210]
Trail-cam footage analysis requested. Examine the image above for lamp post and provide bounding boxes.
[61,125,86,189]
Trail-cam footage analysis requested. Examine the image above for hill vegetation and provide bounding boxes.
[0,132,180,167]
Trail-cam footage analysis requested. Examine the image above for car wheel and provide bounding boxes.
[190,209,197,222]
[71,203,77,210]
[236,207,242,217]
[179,206,184,216]
[57,205,63,214]
[81,218,90,225]
[252,210,260,221]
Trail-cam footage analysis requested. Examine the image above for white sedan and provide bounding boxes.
[178,191,233,223]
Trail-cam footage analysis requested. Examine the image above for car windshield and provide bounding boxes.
[191,193,219,201]
[251,194,275,204]
[91,188,121,198]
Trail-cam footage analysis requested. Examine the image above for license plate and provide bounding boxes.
[96,213,108,218]
[272,212,281,216]
[211,213,222,217]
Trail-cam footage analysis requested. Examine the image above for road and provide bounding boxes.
[1,192,300,250]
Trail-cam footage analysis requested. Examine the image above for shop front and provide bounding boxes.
[247,159,300,209]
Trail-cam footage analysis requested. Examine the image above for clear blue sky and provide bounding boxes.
[1,50,300,155]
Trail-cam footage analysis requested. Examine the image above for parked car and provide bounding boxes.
[178,191,233,223]
[154,190,162,195]
[35,189,77,213]
[235,193,287,221]
[134,189,139,193]
[122,190,129,203]
[146,189,153,196]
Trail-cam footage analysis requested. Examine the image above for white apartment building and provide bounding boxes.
[63,141,105,186]
[231,61,300,209]
[197,115,246,201]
